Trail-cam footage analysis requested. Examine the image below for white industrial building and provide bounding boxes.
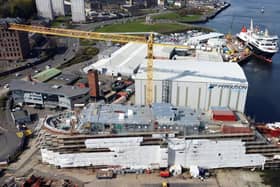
[174,0,186,8]
[84,43,174,76]
[51,0,65,16]
[83,43,223,76]
[71,0,86,22]
[157,0,166,7]
[135,61,248,112]
[35,0,54,20]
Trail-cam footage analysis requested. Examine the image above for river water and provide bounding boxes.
[198,0,280,122]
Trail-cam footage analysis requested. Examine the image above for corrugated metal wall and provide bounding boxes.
[135,79,248,112]
[35,0,54,19]
[51,0,65,16]
[71,0,86,22]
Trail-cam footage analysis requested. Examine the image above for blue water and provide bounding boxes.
[198,0,280,122]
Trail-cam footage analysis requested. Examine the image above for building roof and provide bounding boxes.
[83,42,175,76]
[33,68,62,82]
[10,79,90,98]
[187,32,224,44]
[79,103,154,127]
[12,110,29,121]
[83,43,225,76]
[48,73,79,85]
[135,60,248,85]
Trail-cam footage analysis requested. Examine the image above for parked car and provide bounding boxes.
[4,84,9,89]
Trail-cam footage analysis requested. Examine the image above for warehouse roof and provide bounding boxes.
[135,60,247,84]
[48,73,79,85]
[83,43,175,76]
[187,32,224,44]
[84,43,225,76]
[10,79,89,98]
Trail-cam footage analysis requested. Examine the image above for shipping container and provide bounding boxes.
[221,125,252,134]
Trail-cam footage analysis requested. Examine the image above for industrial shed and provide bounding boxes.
[134,61,248,112]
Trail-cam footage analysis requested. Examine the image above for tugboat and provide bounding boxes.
[236,19,278,63]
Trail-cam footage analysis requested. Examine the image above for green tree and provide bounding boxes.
[0,0,36,19]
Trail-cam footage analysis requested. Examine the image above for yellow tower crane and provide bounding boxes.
[7,23,189,105]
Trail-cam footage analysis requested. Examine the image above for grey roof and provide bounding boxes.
[48,73,80,85]
[12,110,29,120]
[10,79,89,98]
[77,103,204,131]
[79,103,153,126]
[0,17,22,24]
[152,103,201,126]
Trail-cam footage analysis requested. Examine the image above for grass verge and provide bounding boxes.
[96,20,189,33]
[153,12,203,22]
[79,39,96,46]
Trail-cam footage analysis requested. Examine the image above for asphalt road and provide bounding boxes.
[0,131,21,161]
[0,37,79,162]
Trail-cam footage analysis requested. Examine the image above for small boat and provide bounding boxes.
[261,7,264,14]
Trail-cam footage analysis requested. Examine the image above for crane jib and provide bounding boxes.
[6,23,189,104]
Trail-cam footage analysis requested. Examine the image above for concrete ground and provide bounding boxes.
[85,174,218,187]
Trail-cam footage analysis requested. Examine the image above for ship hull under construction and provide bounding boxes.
[38,103,276,170]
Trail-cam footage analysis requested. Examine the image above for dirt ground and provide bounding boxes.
[216,169,269,187]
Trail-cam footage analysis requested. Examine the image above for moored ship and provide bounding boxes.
[236,19,278,63]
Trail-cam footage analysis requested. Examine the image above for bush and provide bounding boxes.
[0,0,36,19]
[57,47,99,69]
[178,8,204,16]
[84,47,99,56]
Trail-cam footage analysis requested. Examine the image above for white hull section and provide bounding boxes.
[168,139,266,169]
[41,137,266,169]
[41,137,168,169]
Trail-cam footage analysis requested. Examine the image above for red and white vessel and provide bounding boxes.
[256,122,280,137]
[236,19,279,63]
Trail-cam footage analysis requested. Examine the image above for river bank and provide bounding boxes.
[197,0,280,122]
[152,2,231,24]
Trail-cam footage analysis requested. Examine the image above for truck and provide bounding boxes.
[160,170,170,178]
